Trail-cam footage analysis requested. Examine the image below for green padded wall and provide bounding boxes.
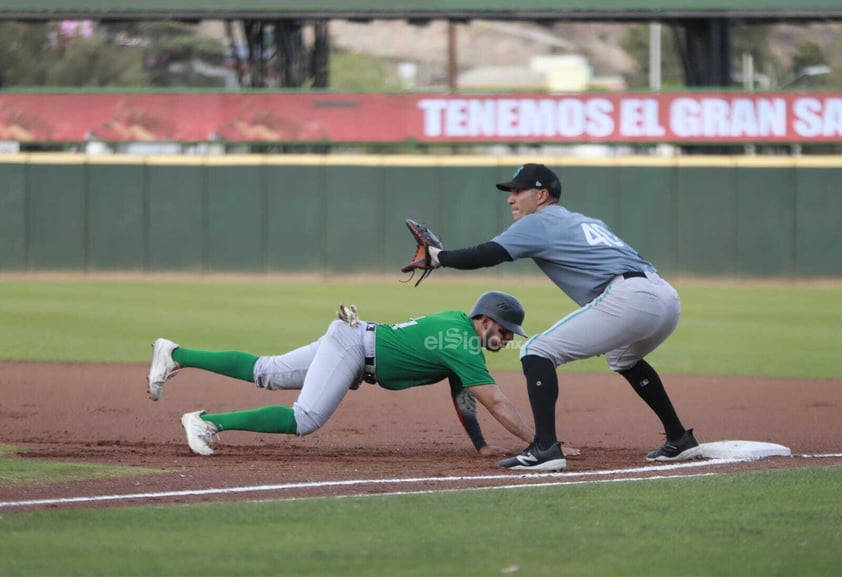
[206,164,264,272]
[27,161,87,270]
[436,164,513,280]
[737,167,796,277]
[87,163,146,270]
[265,162,324,272]
[558,165,619,228]
[383,165,440,273]
[2,156,840,279]
[676,166,738,276]
[617,165,677,273]
[147,162,205,272]
[795,167,842,277]
[0,162,27,270]
[323,165,382,273]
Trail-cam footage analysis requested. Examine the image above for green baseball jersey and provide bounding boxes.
[374,310,495,391]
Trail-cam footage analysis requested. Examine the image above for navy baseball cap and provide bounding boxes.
[496,163,561,198]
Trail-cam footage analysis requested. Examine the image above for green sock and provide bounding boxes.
[203,406,298,434]
[172,347,258,382]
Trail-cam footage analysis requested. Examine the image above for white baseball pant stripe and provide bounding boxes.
[520,273,680,372]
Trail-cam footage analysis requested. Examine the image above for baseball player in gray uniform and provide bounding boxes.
[426,163,700,471]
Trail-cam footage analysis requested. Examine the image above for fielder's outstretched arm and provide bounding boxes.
[436,241,512,270]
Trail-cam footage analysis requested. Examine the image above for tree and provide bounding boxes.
[123,22,229,87]
[620,24,684,89]
[0,22,147,87]
[621,23,785,89]
[788,40,830,86]
[0,21,230,88]
[827,34,842,87]
[328,49,404,91]
[0,23,54,86]
[730,24,782,88]
[43,38,147,87]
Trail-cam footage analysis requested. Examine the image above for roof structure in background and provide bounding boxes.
[1,1,838,96]
[1,0,842,21]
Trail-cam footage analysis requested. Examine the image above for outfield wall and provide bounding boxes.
[0,154,839,278]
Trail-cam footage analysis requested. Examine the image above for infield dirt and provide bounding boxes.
[1,362,840,509]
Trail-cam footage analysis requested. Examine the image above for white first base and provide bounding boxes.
[699,440,791,461]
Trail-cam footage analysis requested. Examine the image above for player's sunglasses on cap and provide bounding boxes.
[496,163,561,197]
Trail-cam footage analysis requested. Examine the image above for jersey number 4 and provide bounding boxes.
[581,223,625,248]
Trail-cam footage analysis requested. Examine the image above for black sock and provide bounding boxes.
[521,355,558,450]
[618,360,685,440]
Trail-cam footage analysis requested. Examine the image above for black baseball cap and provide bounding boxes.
[496,163,561,198]
[470,291,527,337]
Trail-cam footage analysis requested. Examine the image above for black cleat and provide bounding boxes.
[499,442,567,472]
[646,429,702,462]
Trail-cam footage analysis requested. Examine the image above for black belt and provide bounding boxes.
[363,322,377,384]
[622,271,646,279]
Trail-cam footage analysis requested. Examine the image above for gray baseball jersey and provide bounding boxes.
[491,203,679,371]
[492,204,655,306]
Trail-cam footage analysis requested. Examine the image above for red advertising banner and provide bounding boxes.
[0,92,840,144]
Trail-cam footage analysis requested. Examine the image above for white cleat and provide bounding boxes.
[181,410,217,456]
[147,338,180,401]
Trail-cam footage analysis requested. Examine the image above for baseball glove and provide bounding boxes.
[400,218,444,287]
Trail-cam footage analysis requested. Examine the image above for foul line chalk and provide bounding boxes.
[0,457,752,510]
[283,473,720,503]
[2,452,837,510]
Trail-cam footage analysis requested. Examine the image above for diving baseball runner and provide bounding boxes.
[147,291,536,458]
[421,163,701,471]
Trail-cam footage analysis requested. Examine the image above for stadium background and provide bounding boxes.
[1,1,841,279]
[0,6,840,575]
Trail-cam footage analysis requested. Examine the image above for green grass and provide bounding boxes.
[1,276,840,577]
[0,445,161,487]
[1,466,840,577]
[671,284,842,377]
[0,277,840,377]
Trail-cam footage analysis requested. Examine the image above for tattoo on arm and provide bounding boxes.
[452,387,487,452]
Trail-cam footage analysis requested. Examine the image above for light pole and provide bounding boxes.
[779,65,831,155]
[780,64,831,88]
[649,22,662,91]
